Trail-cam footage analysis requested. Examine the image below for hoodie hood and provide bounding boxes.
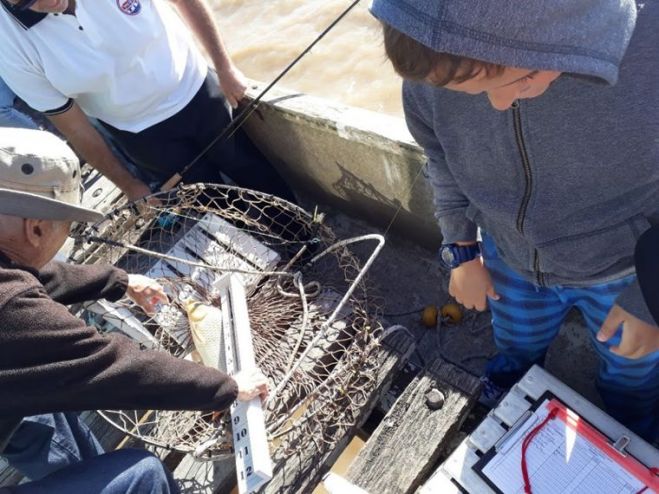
[370,0,638,84]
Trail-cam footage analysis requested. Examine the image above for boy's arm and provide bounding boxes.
[403,83,477,244]
[404,83,499,311]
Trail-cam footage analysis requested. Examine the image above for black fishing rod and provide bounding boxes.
[160,0,362,191]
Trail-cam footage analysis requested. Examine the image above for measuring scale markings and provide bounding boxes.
[218,274,272,493]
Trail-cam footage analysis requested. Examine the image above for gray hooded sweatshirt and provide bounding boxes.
[370,0,659,323]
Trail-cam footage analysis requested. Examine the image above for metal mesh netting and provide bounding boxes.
[74,184,385,461]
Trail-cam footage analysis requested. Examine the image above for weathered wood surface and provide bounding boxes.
[259,329,415,494]
[346,356,481,494]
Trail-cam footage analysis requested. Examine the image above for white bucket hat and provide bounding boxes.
[0,128,104,223]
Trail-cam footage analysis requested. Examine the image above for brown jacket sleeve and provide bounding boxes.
[38,260,128,305]
[0,274,238,417]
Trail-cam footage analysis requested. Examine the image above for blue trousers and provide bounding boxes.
[1,414,179,494]
[2,449,178,494]
[482,235,659,442]
[3,413,104,480]
[0,78,37,129]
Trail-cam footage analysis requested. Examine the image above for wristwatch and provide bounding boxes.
[439,243,481,269]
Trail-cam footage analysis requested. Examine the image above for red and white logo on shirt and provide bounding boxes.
[117,0,141,15]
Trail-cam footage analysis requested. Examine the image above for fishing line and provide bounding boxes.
[380,159,427,238]
[161,0,362,191]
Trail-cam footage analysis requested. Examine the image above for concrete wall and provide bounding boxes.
[243,84,442,249]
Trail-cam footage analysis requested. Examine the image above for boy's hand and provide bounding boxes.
[126,274,169,315]
[597,304,659,359]
[449,258,500,311]
[234,368,269,402]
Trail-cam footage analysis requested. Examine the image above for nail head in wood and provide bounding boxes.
[425,388,445,410]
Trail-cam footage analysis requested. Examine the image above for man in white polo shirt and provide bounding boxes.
[0,0,294,203]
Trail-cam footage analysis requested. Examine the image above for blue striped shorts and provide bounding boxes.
[481,234,659,442]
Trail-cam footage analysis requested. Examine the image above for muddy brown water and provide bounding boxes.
[210,0,404,117]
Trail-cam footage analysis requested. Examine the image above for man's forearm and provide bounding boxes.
[40,261,128,305]
[48,103,149,199]
[170,0,233,73]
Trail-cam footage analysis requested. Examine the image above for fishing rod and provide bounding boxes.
[160,0,362,192]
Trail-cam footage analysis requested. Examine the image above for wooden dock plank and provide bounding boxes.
[346,357,481,494]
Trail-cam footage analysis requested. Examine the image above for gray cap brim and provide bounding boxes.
[0,189,104,223]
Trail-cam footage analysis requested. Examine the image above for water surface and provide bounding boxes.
[210,0,404,116]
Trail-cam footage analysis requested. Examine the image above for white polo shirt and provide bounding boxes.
[0,0,207,132]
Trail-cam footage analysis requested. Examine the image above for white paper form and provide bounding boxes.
[481,399,655,494]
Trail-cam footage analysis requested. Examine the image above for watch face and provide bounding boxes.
[441,247,455,265]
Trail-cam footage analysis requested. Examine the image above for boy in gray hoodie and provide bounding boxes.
[370,0,659,442]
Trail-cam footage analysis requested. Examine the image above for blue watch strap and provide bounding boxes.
[454,243,481,264]
[440,243,481,268]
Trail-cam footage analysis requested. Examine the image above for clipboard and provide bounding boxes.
[473,391,658,494]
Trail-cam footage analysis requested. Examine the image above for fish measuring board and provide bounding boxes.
[216,274,272,494]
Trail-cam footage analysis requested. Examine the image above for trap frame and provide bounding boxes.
[75,184,386,466]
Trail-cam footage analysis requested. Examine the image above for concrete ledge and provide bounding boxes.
[244,83,442,249]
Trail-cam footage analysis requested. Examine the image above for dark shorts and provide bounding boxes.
[100,71,294,202]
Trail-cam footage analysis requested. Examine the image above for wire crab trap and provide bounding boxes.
[76,183,386,464]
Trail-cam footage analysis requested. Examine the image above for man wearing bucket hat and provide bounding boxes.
[0,128,269,493]
[370,0,659,442]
